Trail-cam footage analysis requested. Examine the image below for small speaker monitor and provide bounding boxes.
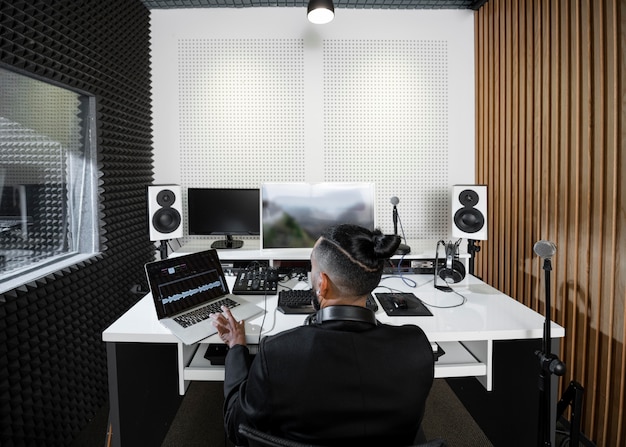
[148,185,184,241]
[452,185,487,240]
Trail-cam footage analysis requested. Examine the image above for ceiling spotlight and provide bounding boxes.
[307,0,335,24]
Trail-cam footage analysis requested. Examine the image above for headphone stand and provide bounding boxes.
[433,240,452,292]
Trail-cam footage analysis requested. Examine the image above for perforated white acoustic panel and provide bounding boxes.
[322,40,450,238]
[175,37,452,240]
[178,39,306,187]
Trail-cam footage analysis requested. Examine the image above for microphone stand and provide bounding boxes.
[392,205,410,255]
[535,256,565,446]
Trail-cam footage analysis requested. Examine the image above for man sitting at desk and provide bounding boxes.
[211,224,435,446]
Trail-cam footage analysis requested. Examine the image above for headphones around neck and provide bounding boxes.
[434,239,466,291]
[305,305,377,326]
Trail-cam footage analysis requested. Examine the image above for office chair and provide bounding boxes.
[237,424,447,447]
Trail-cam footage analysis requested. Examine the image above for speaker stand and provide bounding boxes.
[467,239,481,278]
[158,240,169,260]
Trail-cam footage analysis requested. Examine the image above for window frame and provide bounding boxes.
[0,65,102,296]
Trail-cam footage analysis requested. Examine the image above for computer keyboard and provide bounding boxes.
[277,289,315,314]
[277,290,379,314]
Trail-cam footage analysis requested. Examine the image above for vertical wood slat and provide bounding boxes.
[607,1,625,443]
[474,1,625,445]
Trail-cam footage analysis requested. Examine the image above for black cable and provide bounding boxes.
[377,277,467,309]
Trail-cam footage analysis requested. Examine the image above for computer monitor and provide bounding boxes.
[0,184,30,238]
[261,182,376,249]
[187,188,260,249]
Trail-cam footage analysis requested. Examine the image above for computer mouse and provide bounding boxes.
[392,296,408,309]
[251,278,261,290]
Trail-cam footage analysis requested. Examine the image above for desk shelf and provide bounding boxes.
[434,341,487,379]
[181,340,488,389]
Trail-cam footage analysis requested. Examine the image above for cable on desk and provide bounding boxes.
[417,278,467,309]
[380,274,418,288]
[254,279,298,344]
[390,254,423,289]
[376,277,467,309]
[258,288,268,345]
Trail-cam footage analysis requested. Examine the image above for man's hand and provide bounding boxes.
[210,306,247,348]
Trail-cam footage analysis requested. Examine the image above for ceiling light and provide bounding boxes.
[307,0,335,24]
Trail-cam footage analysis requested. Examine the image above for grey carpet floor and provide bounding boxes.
[71,379,586,446]
[160,379,493,447]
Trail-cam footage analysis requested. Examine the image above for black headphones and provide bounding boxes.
[305,305,377,326]
[434,239,466,291]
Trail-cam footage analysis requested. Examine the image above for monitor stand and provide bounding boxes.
[211,235,244,249]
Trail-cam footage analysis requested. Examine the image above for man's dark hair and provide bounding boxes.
[313,224,401,296]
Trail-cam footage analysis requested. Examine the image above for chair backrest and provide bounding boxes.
[237,424,447,447]
[238,424,320,447]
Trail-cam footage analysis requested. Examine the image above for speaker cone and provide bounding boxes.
[453,208,485,234]
[152,208,181,234]
[156,189,177,207]
[458,189,479,207]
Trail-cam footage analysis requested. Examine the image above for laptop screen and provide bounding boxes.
[145,249,230,319]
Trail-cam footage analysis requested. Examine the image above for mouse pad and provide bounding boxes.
[375,292,433,317]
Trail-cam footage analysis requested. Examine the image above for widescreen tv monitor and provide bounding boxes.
[187,188,260,249]
[261,182,376,249]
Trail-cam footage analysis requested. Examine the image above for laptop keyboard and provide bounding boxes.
[174,297,240,328]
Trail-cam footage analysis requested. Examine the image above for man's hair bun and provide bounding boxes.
[372,229,401,259]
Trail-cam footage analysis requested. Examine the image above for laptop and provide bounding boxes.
[145,249,264,345]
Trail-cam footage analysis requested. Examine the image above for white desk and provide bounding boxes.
[104,274,562,393]
[103,245,564,446]
[177,238,470,267]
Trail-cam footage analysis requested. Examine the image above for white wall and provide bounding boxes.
[151,7,475,241]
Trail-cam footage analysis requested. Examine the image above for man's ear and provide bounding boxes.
[318,271,331,297]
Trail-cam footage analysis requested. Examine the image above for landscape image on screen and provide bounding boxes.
[261,183,376,249]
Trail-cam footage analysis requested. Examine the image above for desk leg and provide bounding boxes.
[446,338,559,447]
[106,342,184,447]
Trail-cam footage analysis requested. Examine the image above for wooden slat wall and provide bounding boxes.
[474,0,625,445]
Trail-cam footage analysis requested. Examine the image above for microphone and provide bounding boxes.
[390,196,400,235]
[533,240,556,259]
[389,196,410,255]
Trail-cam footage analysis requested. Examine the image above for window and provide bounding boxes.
[0,67,99,294]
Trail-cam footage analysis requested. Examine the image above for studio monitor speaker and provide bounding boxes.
[148,185,184,241]
[452,185,487,240]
